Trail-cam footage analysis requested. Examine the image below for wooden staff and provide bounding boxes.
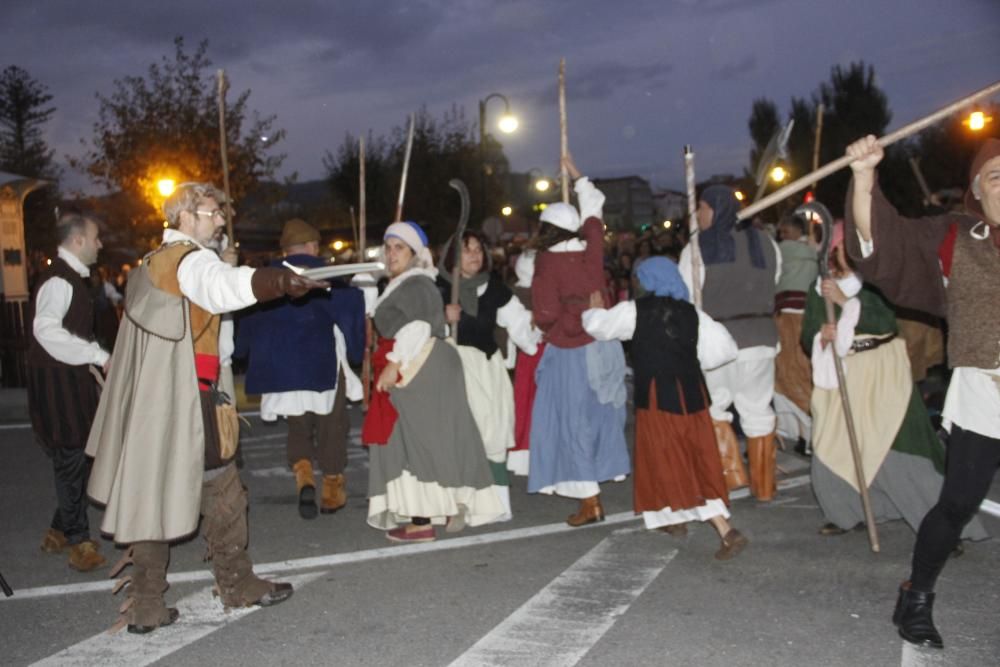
[216,69,235,242]
[559,58,569,204]
[740,79,1000,221]
[448,179,471,342]
[811,103,825,189]
[396,114,415,221]
[908,156,935,204]
[802,200,880,552]
[349,206,359,256]
[684,145,702,307]
[359,135,372,409]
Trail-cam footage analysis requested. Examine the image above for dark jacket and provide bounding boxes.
[234,254,365,394]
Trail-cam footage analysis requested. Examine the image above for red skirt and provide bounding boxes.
[633,380,729,513]
[512,343,544,452]
[361,337,400,446]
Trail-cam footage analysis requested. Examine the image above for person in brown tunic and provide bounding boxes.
[87,183,324,634]
[844,135,1000,650]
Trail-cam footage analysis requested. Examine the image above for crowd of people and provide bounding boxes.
[23,138,1000,651]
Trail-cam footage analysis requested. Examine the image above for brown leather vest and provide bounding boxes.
[947,226,1000,369]
[144,242,220,357]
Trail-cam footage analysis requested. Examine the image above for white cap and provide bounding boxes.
[539,202,581,232]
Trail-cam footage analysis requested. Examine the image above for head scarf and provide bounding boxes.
[635,256,690,301]
[384,221,434,270]
[540,202,581,232]
[698,184,766,269]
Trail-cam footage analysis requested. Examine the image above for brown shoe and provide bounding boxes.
[40,528,68,554]
[293,459,317,520]
[715,529,749,561]
[68,540,107,572]
[320,473,346,514]
[659,523,688,537]
[713,420,749,491]
[567,495,605,527]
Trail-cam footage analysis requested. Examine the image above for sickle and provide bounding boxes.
[795,199,835,279]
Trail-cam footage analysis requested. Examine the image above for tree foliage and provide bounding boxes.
[747,61,899,218]
[71,37,285,249]
[324,105,510,246]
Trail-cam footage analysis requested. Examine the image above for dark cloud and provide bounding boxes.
[712,55,758,81]
[517,62,673,109]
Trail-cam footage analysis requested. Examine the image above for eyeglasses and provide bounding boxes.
[196,209,225,220]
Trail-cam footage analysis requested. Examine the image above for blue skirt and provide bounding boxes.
[527,341,630,492]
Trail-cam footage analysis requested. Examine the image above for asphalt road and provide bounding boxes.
[1,399,998,667]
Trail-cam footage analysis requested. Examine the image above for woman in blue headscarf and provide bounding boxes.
[583,256,749,560]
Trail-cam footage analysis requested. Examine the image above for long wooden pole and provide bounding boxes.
[908,156,935,204]
[559,59,569,204]
[216,70,235,242]
[683,145,702,308]
[811,103,825,189]
[396,114,415,221]
[739,79,1000,221]
[359,136,366,254]
[824,295,880,552]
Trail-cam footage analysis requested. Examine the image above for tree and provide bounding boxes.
[71,37,285,250]
[324,105,510,246]
[0,65,57,178]
[0,65,60,255]
[746,62,897,218]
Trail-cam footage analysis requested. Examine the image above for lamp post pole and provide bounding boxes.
[478,93,516,223]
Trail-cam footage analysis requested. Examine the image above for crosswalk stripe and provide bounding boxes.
[449,529,676,667]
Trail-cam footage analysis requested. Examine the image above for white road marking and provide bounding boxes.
[2,473,813,604]
[448,533,676,666]
[900,640,948,667]
[29,571,323,667]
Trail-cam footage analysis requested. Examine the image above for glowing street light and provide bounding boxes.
[534,178,551,192]
[965,110,993,131]
[770,166,788,183]
[479,92,518,215]
[498,114,519,134]
[734,190,745,202]
[662,220,672,229]
[157,178,177,197]
[332,240,345,251]
[501,205,513,217]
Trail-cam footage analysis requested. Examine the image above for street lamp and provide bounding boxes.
[501,205,513,217]
[770,166,788,183]
[157,178,177,197]
[479,93,518,218]
[965,110,993,131]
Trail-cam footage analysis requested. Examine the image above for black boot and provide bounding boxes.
[892,581,943,649]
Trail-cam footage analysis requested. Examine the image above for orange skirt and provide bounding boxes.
[633,381,729,514]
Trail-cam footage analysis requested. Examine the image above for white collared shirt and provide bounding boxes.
[162,229,256,314]
[32,246,110,366]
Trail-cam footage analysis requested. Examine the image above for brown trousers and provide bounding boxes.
[285,369,349,473]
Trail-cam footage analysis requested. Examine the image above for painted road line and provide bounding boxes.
[448,532,677,667]
[900,640,948,667]
[30,571,323,667]
[2,473,812,604]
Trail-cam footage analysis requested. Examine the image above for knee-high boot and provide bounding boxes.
[713,420,749,490]
[200,464,293,608]
[747,432,777,501]
[112,541,178,634]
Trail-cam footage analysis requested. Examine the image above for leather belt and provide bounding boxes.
[850,333,896,353]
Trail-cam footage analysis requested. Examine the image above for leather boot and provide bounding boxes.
[118,541,179,634]
[292,459,317,520]
[892,581,943,649]
[201,464,294,609]
[40,528,68,554]
[67,540,107,572]
[713,420,749,490]
[320,474,346,514]
[566,495,605,527]
[747,432,777,501]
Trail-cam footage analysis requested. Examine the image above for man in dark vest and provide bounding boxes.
[679,185,782,501]
[28,212,110,572]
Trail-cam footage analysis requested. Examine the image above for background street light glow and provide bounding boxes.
[157,178,176,197]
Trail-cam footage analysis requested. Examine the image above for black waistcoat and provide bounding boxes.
[632,296,708,414]
[27,257,97,368]
[437,274,512,358]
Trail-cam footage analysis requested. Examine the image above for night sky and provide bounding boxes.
[3,0,999,194]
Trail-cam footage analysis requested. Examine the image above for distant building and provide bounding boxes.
[592,176,654,232]
[653,189,688,227]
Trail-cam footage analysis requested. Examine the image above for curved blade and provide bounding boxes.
[449,178,471,241]
[794,200,834,278]
[755,119,796,186]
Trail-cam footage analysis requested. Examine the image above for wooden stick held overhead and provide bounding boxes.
[683,145,702,308]
[811,103,825,189]
[359,135,366,254]
[396,114,416,221]
[739,79,1000,221]
[559,59,569,204]
[216,69,235,243]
